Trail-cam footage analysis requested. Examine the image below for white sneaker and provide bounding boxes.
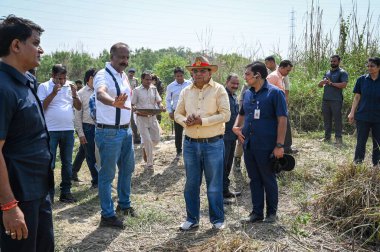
[212,222,225,230]
[179,221,199,231]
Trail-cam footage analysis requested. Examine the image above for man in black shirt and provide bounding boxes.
[0,15,54,251]
[318,55,348,144]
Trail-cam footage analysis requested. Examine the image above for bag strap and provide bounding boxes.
[105,68,121,125]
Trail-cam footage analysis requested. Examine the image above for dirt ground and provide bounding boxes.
[52,134,376,252]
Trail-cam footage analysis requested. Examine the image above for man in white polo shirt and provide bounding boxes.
[37,64,81,203]
[94,42,136,229]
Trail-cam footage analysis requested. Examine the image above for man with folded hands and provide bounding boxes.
[175,56,230,231]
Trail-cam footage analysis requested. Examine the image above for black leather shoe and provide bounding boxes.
[241,212,264,223]
[59,193,77,203]
[116,205,137,217]
[100,216,124,229]
[223,190,242,198]
[264,214,278,223]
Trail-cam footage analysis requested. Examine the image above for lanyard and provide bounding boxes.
[105,68,121,125]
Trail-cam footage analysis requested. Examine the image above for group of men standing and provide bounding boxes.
[0,14,353,252]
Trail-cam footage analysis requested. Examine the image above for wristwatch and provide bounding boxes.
[276,143,284,148]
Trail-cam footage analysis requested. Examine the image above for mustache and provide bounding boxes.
[119,63,128,67]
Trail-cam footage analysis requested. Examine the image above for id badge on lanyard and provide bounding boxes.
[254,101,260,119]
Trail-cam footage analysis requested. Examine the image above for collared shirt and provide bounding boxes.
[0,62,53,201]
[37,79,75,131]
[89,93,96,121]
[94,62,132,125]
[239,84,249,107]
[129,77,139,90]
[174,79,231,138]
[323,67,349,101]
[353,74,380,123]
[267,69,286,92]
[74,85,95,137]
[224,87,239,141]
[240,81,287,151]
[165,79,192,113]
[131,85,162,109]
[268,66,290,90]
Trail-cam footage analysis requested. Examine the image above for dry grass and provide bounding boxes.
[314,163,380,247]
[52,134,378,251]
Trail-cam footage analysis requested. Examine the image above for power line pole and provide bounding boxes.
[289,8,296,61]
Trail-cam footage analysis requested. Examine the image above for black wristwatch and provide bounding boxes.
[276,143,284,148]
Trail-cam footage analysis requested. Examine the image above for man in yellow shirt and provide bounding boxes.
[175,56,231,230]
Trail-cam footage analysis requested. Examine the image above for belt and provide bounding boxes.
[96,123,129,129]
[137,114,153,117]
[185,135,223,143]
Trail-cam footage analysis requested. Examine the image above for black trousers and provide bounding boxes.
[322,100,343,139]
[354,120,380,166]
[72,143,85,174]
[223,139,236,193]
[174,120,184,154]
[0,194,54,252]
[284,116,293,153]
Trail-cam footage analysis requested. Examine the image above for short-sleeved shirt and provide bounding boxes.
[240,81,288,151]
[267,69,286,93]
[268,66,290,91]
[37,79,75,131]
[353,74,380,123]
[322,67,349,101]
[224,87,239,141]
[131,85,162,109]
[94,62,132,125]
[0,62,53,201]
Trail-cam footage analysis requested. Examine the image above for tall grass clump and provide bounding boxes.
[314,163,380,247]
[290,0,380,132]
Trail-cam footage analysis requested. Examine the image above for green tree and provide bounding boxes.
[153,54,189,87]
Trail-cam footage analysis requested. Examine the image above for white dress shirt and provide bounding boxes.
[94,62,132,125]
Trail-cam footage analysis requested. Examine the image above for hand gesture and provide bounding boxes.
[112,93,131,110]
[53,83,62,94]
[69,83,78,97]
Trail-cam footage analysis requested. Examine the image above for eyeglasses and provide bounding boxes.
[192,69,210,74]
[366,64,377,68]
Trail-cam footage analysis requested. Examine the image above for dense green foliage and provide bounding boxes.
[36,3,379,134]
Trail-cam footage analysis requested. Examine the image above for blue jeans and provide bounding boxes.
[183,138,224,224]
[49,130,74,195]
[244,146,278,217]
[95,127,135,218]
[354,120,380,166]
[82,123,98,185]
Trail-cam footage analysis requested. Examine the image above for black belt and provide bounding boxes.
[96,123,129,129]
[185,135,223,143]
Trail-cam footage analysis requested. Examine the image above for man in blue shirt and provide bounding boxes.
[318,55,348,144]
[223,74,241,202]
[0,15,54,251]
[165,67,192,156]
[233,61,287,223]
